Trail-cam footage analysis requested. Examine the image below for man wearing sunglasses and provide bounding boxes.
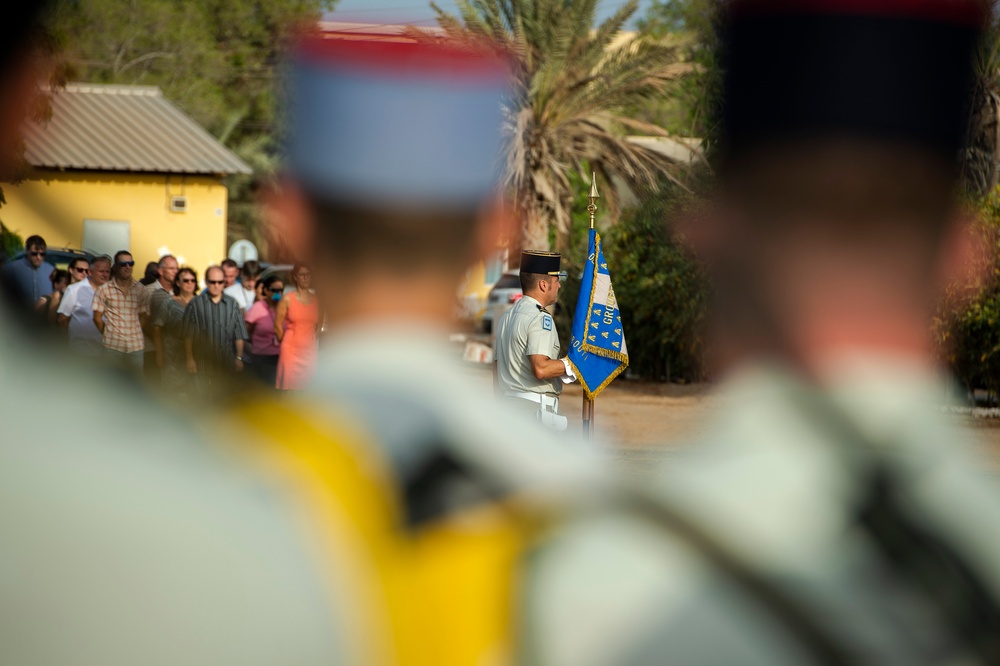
[182,265,248,397]
[92,250,150,372]
[67,257,90,286]
[58,255,110,357]
[1,235,55,310]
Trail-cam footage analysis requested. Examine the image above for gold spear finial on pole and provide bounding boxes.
[588,172,600,230]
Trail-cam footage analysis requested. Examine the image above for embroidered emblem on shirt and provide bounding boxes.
[542,315,553,330]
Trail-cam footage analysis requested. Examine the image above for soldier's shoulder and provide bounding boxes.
[521,304,552,330]
[0,343,347,664]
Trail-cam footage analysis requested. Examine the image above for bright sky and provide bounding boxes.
[327,0,654,27]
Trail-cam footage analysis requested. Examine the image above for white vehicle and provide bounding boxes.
[480,269,521,335]
[257,263,295,294]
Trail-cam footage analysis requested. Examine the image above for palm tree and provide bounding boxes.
[428,0,692,251]
[217,109,280,256]
[964,18,1000,199]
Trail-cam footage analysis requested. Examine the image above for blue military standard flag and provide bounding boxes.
[567,229,628,399]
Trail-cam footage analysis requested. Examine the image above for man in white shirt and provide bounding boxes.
[57,255,111,357]
[223,260,259,312]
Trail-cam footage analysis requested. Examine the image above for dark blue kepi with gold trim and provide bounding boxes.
[520,250,561,277]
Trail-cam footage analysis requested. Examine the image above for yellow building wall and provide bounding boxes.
[2,170,228,276]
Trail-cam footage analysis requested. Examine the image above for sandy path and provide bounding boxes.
[465,362,1000,473]
[561,379,1000,475]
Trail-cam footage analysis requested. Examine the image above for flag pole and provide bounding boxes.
[583,173,600,439]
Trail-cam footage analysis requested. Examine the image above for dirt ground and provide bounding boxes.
[557,380,1000,474]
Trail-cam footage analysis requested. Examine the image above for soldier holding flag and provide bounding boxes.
[494,250,578,430]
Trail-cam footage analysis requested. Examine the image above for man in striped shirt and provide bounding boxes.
[183,265,247,396]
[93,250,149,372]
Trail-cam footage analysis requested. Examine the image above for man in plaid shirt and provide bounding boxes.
[93,250,150,372]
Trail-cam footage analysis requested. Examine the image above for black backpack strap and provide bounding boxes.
[788,388,1000,663]
[617,488,859,666]
[856,465,1000,663]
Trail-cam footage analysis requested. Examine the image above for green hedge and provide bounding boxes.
[552,184,710,383]
[603,191,709,382]
[936,189,1000,395]
[553,181,1000,391]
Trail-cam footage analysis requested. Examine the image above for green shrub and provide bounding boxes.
[548,171,710,383]
[936,189,1000,395]
[603,190,709,382]
[0,221,23,261]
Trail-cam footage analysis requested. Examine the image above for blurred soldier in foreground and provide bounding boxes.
[494,250,577,430]
[0,8,348,665]
[526,1,1000,665]
[245,36,600,664]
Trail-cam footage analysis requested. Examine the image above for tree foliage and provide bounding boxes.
[429,0,693,251]
[45,0,334,140]
[935,190,1000,395]
[1,222,25,261]
[547,173,709,384]
[603,181,709,382]
[963,10,1000,198]
[636,0,721,151]
[41,0,335,255]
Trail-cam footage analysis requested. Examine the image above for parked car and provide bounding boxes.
[257,263,295,295]
[481,269,522,335]
[11,247,95,271]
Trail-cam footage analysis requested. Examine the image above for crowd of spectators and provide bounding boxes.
[1,235,320,398]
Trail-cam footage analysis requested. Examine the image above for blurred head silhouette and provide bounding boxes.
[694,0,989,377]
[270,36,513,327]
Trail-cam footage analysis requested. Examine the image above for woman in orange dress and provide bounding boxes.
[274,263,319,390]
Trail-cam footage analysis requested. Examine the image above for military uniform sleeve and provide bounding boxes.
[525,311,557,358]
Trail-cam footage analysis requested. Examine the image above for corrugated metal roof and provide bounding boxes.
[318,21,445,41]
[23,84,251,175]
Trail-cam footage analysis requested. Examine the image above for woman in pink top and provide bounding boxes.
[274,263,319,390]
[245,275,284,388]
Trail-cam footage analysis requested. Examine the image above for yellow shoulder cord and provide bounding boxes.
[236,397,534,666]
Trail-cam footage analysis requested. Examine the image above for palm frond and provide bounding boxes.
[437,0,694,249]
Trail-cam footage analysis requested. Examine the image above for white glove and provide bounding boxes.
[560,357,578,384]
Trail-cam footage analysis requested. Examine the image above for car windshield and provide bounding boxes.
[494,274,520,290]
